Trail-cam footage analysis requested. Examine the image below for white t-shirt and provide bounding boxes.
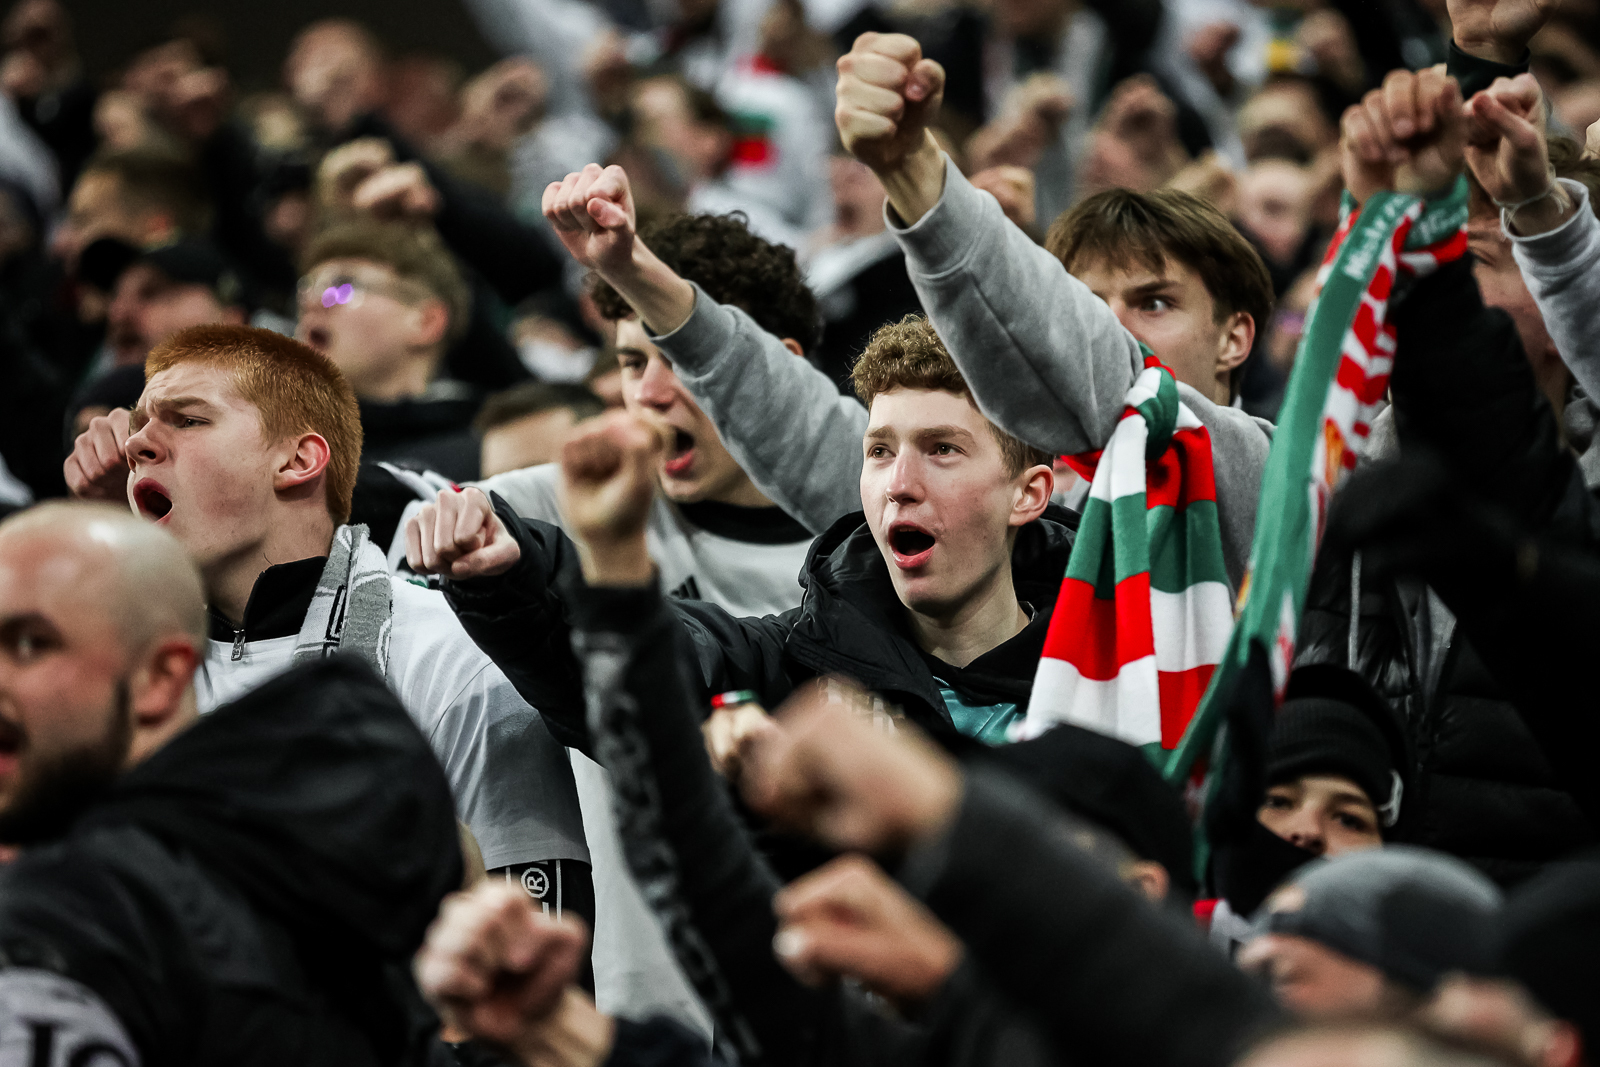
[475,463,815,1036]
[196,576,588,871]
[479,463,813,618]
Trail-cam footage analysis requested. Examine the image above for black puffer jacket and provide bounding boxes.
[0,659,463,1066]
[1295,258,1594,885]
[445,502,1078,756]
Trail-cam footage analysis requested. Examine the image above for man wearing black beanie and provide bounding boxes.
[1208,667,1409,947]
[1258,689,1407,858]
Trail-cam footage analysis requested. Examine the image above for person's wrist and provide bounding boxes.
[509,988,617,1067]
[1507,180,1575,236]
[1453,30,1529,67]
[876,131,947,227]
[889,750,964,847]
[576,530,653,587]
[1398,169,1463,199]
[622,239,695,336]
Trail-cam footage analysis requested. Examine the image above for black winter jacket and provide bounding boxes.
[0,658,464,1066]
[557,571,1277,1067]
[566,577,1056,1067]
[445,501,1078,755]
[1295,258,1594,884]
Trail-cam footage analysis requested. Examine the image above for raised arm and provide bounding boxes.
[1461,74,1600,406]
[833,33,1146,456]
[406,486,591,749]
[542,164,867,533]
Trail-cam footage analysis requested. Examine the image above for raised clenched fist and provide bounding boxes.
[557,410,663,586]
[1340,66,1466,203]
[835,33,945,178]
[542,163,637,277]
[405,486,522,580]
[64,408,133,503]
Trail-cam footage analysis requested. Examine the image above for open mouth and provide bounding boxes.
[662,427,696,477]
[133,479,173,523]
[0,716,24,762]
[888,522,937,567]
[303,326,331,351]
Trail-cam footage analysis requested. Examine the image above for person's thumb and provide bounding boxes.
[588,195,630,231]
[903,58,944,125]
[1475,93,1541,154]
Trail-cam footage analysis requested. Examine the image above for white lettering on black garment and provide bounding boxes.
[0,969,139,1066]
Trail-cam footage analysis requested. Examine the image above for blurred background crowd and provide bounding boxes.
[6,0,1600,510]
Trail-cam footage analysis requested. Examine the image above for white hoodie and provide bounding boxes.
[196,574,588,873]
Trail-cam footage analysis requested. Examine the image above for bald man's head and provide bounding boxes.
[0,502,206,655]
[0,503,204,843]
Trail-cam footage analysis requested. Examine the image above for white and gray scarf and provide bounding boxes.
[290,524,393,678]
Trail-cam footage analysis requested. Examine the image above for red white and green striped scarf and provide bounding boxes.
[1163,180,1469,785]
[1023,179,1469,765]
[1021,355,1231,754]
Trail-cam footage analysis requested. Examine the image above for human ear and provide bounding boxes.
[123,638,201,766]
[274,433,332,494]
[1008,463,1055,527]
[413,298,451,349]
[1123,860,1170,904]
[1217,310,1255,374]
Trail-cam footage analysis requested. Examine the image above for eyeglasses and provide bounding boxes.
[295,270,427,311]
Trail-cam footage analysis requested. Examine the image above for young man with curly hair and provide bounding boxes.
[476,207,824,617]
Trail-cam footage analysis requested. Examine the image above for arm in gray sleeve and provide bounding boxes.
[888,156,1145,456]
[1509,179,1600,404]
[651,284,868,534]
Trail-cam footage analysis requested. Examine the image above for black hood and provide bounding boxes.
[783,505,1077,743]
[79,657,462,963]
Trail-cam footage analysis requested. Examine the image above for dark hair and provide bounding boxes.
[590,213,822,352]
[474,381,604,436]
[302,220,472,343]
[851,315,1051,477]
[1046,188,1275,398]
[81,148,212,236]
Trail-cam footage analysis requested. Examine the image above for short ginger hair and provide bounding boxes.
[146,324,364,523]
[851,315,1051,476]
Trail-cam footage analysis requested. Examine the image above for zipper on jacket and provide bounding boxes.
[231,629,246,662]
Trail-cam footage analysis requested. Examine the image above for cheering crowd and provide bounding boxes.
[0,0,1597,1062]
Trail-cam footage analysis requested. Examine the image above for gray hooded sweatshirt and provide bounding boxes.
[651,156,1275,588]
[1508,177,1600,489]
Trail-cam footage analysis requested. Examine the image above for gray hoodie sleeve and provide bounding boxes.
[649,284,868,535]
[885,156,1272,589]
[886,156,1146,457]
[1509,178,1600,403]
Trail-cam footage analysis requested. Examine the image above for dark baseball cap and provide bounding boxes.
[140,239,246,307]
[76,236,246,309]
[77,236,141,292]
[1254,845,1502,992]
